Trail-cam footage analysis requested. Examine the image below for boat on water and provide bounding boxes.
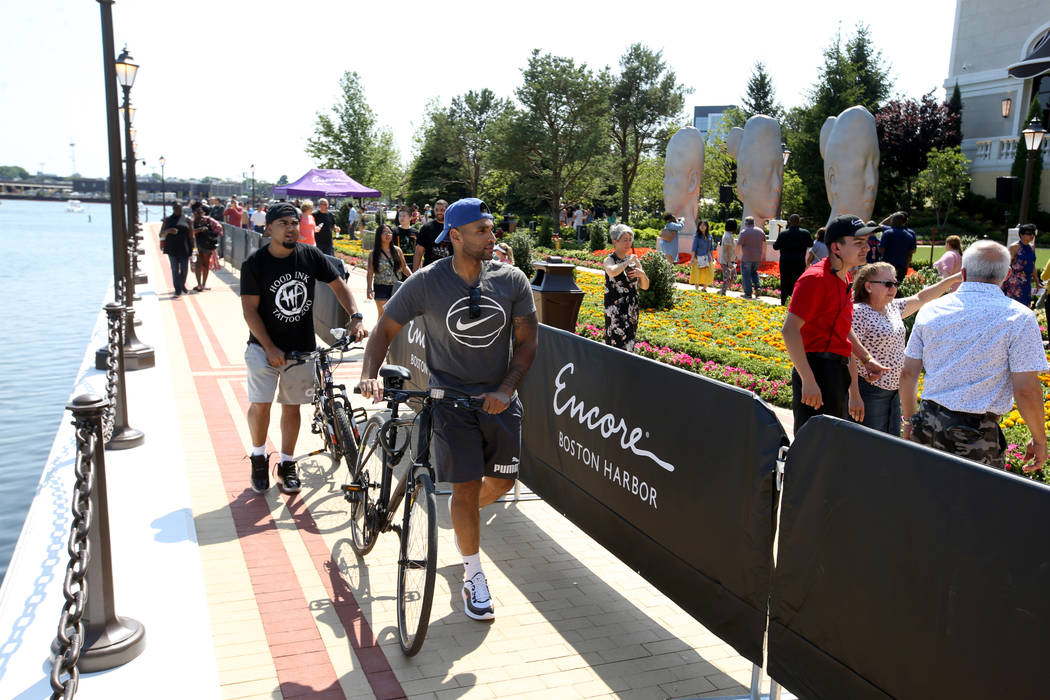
[66,199,85,213]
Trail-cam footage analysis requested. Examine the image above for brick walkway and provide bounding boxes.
[149,229,778,699]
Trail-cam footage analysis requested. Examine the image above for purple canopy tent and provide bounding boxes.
[272,168,381,198]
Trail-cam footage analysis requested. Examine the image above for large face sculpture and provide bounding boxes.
[821,106,879,225]
[663,126,705,232]
[726,115,783,225]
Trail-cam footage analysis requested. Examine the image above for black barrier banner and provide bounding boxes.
[386,316,430,392]
[769,416,1050,699]
[519,325,786,665]
[313,257,350,347]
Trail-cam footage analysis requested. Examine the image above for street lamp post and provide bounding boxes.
[776,143,791,220]
[251,163,255,209]
[159,155,166,219]
[112,45,154,370]
[1018,117,1047,226]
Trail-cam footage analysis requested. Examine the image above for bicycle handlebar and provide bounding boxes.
[285,337,364,365]
[352,385,485,411]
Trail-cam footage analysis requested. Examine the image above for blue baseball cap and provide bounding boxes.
[435,198,493,244]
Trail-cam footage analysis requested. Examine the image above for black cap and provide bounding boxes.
[825,214,880,246]
[265,202,300,224]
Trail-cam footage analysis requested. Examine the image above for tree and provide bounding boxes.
[917,146,971,226]
[876,92,961,209]
[405,99,466,205]
[1011,97,1044,223]
[0,165,30,179]
[781,169,805,219]
[276,174,288,186]
[306,71,401,199]
[609,44,687,224]
[947,82,963,141]
[785,23,893,223]
[447,89,512,197]
[741,62,782,120]
[499,50,610,224]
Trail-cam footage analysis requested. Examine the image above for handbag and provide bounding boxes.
[694,254,709,269]
[659,227,676,242]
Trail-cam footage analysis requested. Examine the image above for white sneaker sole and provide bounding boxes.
[462,586,495,621]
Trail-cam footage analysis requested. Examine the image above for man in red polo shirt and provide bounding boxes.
[782,215,888,433]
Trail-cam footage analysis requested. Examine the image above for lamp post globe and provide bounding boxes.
[1018,117,1047,225]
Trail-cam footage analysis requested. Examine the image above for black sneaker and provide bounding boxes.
[276,460,301,494]
[250,454,269,493]
[462,571,495,621]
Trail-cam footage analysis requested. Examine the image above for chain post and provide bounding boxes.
[50,394,145,695]
[102,301,143,450]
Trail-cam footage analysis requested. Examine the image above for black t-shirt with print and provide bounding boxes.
[416,219,450,267]
[313,210,336,254]
[240,243,340,352]
[395,227,417,267]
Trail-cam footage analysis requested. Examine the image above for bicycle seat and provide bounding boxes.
[380,365,412,389]
[379,365,412,381]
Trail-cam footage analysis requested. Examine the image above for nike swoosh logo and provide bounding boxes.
[456,316,492,331]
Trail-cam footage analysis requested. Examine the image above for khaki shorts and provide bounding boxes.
[244,343,315,405]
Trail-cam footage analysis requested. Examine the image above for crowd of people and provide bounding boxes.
[599,207,1048,474]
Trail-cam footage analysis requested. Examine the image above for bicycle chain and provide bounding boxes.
[49,420,97,699]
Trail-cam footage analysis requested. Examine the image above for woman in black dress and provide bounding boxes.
[160,201,193,296]
[603,224,650,351]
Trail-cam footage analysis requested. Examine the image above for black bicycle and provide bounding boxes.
[346,365,483,656]
[286,330,366,474]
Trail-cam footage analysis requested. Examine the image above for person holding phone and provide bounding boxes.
[603,224,650,351]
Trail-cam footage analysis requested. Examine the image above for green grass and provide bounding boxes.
[914,245,1050,271]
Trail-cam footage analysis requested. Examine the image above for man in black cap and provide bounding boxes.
[781,215,888,433]
[240,202,368,494]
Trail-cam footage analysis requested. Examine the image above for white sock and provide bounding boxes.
[280,452,294,464]
[252,445,266,457]
[463,553,482,581]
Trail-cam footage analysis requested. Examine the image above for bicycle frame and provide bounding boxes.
[372,397,436,534]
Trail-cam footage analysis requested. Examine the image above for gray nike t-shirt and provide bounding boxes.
[383,258,535,394]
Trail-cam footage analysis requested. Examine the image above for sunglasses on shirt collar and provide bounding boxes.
[469,286,481,319]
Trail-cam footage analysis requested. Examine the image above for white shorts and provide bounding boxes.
[244,343,315,405]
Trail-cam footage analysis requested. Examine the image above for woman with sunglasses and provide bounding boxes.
[850,262,962,435]
[366,223,412,315]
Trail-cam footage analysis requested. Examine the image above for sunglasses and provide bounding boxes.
[870,280,899,288]
[469,286,481,319]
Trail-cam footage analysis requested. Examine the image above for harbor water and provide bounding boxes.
[0,199,162,583]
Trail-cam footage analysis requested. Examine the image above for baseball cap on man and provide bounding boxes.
[435,198,493,244]
[824,214,881,246]
[265,201,300,224]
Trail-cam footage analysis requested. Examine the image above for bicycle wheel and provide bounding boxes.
[396,470,437,656]
[332,402,359,473]
[348,415,384,556]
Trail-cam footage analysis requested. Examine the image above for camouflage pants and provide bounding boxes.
[912,400,1006,470]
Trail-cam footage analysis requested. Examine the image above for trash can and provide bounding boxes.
[530,256,584,331]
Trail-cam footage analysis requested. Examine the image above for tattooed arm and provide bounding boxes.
[481,312,539,414]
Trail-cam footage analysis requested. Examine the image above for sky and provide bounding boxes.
[0,0,958,184]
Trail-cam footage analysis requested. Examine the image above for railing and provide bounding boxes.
[973,136,1049,163]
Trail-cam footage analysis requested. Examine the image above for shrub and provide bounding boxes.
[537,216,554,248]
[506,233,535,278]
[588,222,608,251]
[638,251,676,310]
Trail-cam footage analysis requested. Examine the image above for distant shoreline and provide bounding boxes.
[0,194,114,204]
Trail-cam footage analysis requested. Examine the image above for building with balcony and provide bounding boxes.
[944,0,1050,210]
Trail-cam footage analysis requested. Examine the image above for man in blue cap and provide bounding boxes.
[357,198,539,621]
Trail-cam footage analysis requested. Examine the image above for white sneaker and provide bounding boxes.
[447,496,460,555]
[462,571,495,620]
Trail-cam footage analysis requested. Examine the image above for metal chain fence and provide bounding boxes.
[102,297,123,443]
[49,418,97,699]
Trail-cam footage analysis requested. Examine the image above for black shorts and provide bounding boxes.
[374,283,394,301]
[432,396,523,483]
